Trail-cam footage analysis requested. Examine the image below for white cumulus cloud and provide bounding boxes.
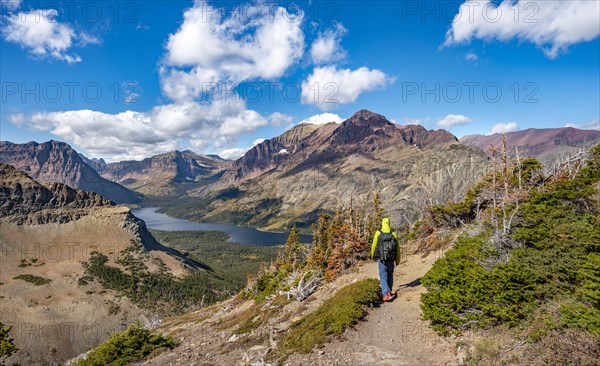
[268,112,294,126]
[161,2,305,102]
[2,9,99,63]
[299,112,344,125]
[465,52,478,61]
[437,114,473,129]
[565,119,600,131]
[445,0,600,59]
[1,0,22,11]
[12,98,269,162]
[402,117,424,125]
[488,122,520,135]
[301,66,393,110]
[310,23,347,64]
[219,147,250,160]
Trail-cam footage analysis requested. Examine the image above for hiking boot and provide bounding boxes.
[383,292,392,302]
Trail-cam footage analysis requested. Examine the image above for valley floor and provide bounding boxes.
[139,249,462,366]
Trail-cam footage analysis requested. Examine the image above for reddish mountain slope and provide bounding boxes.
[460,127,600,167]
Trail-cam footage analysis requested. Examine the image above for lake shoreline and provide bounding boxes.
[132,207,312,246]
[149,205,303,236]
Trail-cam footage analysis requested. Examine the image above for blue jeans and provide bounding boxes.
[378,259,394,295]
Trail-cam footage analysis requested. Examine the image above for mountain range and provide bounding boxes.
[83,150,229,196]
[183,110,489,230]
[2,110,598,231]
[460,127,600,169]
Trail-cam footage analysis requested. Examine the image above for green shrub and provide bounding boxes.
[427,180,488,228]
[0,322,17,363]
[421,147,600,335]
[579,253,600,308]
[560,302,600,336]
[72,322,176,366]
[252,268,288,300]
[276,278,380,360]
[421,234,538,334]
[13,274,51,286]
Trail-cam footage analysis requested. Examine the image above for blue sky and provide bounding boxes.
[1,0,599,161]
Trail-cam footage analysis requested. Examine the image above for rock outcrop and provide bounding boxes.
[0,163,113,224]
[0,140,140,203]
[0,163,202,270]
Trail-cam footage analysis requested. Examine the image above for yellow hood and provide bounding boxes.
[381,217,391,232]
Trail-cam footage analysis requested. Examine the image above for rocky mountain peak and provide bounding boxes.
[397,124,458,147]
[327,110,395,147]
[221,109,465,184]
[345,109,389,126]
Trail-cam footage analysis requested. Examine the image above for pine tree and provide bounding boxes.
[283,225,303,270]
[307,214,332,270]
[366,191,385,242]
[326,205,370,279]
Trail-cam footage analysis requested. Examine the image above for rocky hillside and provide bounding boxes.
[460,127,600,169]
[68,190,463,366]
[222,123,321,183]
[180,110,489,230]
[0,164,202,365]
[0,140,140,203]
[87,150,230,196]
[0,162,201,267]
[0,163,112,224]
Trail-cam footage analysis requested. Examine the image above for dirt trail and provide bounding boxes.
[286,250,460,366]
[140,250,461,366]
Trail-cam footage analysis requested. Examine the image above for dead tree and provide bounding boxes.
[281,270,322,301]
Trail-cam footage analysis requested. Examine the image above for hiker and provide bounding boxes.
[370,217,400,302]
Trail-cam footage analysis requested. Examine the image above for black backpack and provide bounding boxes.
[377,230,397,262]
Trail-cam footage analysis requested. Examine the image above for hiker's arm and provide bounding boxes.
[370,231,379,260]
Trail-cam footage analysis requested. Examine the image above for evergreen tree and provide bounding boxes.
[307,214,332,270]
[283,225,303,270]
[366,191,385,241]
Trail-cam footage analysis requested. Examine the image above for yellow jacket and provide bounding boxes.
[370,217,401,264]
